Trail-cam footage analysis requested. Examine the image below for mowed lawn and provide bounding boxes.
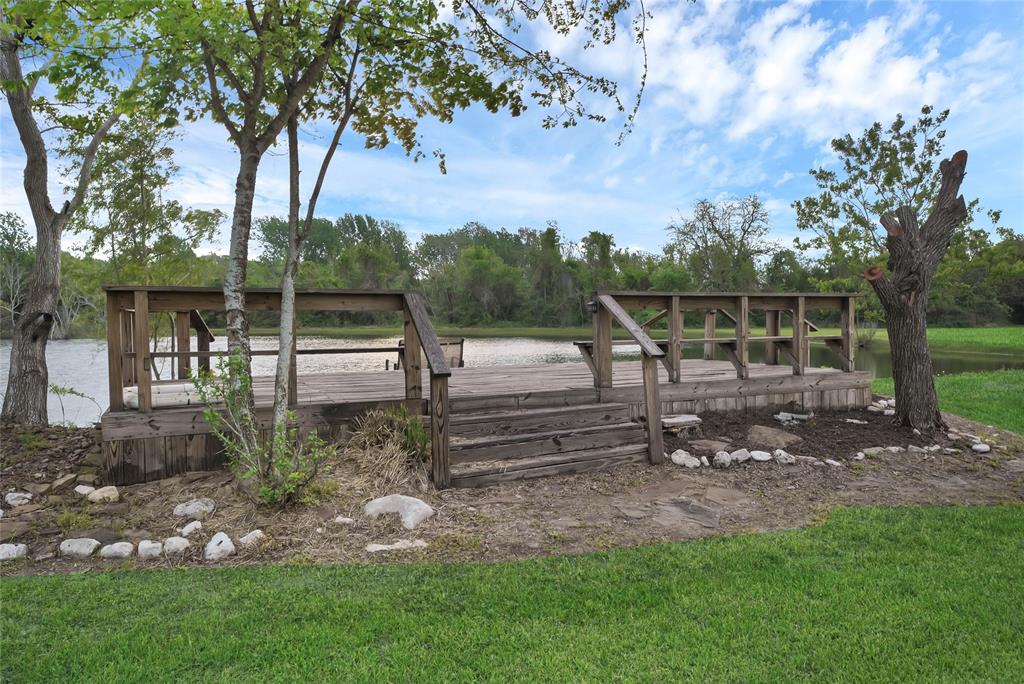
[3,505,1023,682]
[873,369,1024,434]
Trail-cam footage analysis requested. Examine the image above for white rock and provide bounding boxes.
[867,405,882,413]
[845,419,869,425]
[59,538,101,558]
[700,455,710,467]
[173,497,216,520]
[4,492,32,507]
[363,494,435,530]
[73,484,95,497]
[163,536,190,556]
[713,451,733,468]
[912,428,921,436]
[863,447,884,456]
[238,530,266,549]
[926,445,941,452]
[908,445,927,454]
[811,459,826,467]
[730,448,751,464]
[333,516,355,525]
[883,409,896,416]
[87,486,119,503]
[853,453,865,461]
[886,446,905,453]
[365,539,428,553]
[773,449,796,465]
[825,459,842,467]
[179,520,203,538]
[670,449,701,468]
[137,540,163,559]
[750,450,773,462]
[972,443,992,454]
[943,447,959,454]
[99,542,133,559]
[0,543,28,561]
[203,532,235,561]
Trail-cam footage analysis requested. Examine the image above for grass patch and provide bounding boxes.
[872,369,1024,434]
[3,505,1023,681]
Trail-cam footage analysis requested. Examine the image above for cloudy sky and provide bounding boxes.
[2,0,1022,256]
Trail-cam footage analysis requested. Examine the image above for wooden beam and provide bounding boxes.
[174,311,191,380]
[593,302,613,388]
[641,354,664,464]
[792,297,806,375]
[132,290,152,412]
[595,295,665,358]
[106,292,124,411]
[403,300,423,400]
[668,296,681,383]
[764,310,780,365]
[403,293,451,376]
[703,310,716,361]
[735,295,749,379]
[430,374,451,489]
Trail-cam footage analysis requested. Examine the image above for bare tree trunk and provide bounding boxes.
[865,150,970,432]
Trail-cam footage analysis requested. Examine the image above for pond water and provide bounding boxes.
[2,336,1022,426]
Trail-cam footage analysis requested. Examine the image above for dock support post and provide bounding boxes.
[792,296,806,375]
[593,301,613,388]
[668,295,681,383]
[175,310,191,380]
[132,289,152,412]
[106,292,124,411]
[703,310,716,360]
[403,301,423,399]
[765,309,780,365]
[735,295,749,379]
[430,374,450,488]
[641,353,664,463]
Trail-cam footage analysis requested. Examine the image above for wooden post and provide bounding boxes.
[791,296,806,375]
[106,292,124,411]
[668,295,681,383]
[593,301,613,388]
[641,353,664,464]
[121,299,135,386]
[132,289,152,412]
[735,295,749,379]
[802,319,812,368]
[174,311,191,380]
[403,302,423,400]
[703,309,716,360]
[840,296,856,372]
[430,374,450,488]
[765,309,780,365]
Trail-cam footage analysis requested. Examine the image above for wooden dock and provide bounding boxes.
[100,287,869,487]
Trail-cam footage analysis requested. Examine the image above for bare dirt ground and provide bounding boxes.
[2,400,1023,576]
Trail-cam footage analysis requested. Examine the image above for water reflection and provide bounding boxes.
[2,336,1021,426]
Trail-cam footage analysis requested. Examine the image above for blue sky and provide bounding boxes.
[2,0,1022,256]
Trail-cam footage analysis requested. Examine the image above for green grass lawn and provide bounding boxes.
[3,505,1022,682]
[872,369,1024,434]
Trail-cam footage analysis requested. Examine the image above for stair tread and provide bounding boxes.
[451,422,643,450]
[451,402,631,424]
[452,443,648,478]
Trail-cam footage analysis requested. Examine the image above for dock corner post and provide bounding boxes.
[668,295,681,383]
[703,309,716,360]
[402,299,423,400]
[430,374,450,488]
[841,296,856,372]
[132,289,152,412]
[174,310,192,380]
[765,309,780,365]
[792,296,806,376]
[735,295,750,379]
[641,352,664,464]
[592,299,613,389]
[105,291,124,411]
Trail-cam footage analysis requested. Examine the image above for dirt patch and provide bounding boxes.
[2,400,1022,576]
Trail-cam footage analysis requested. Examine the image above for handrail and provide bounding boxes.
[595,295,665,358]
[402,292,451,377]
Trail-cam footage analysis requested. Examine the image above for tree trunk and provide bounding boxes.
[865,150,970,432]
[1,215,62,425]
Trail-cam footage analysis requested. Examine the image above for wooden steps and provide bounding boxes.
[447,402,648,488]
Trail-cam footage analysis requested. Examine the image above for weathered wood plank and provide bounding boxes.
[596,294,666,358]
[132,290,152,412]
[451,423,645,464]
[404,292,451,377]
[106,292,124,411]
[593,301,613,388]
[450,444,648,488]
[402,301,423,399]
[430,374,451,488]
[641,354,664,464]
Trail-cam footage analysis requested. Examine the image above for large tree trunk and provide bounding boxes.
[865,150,969,432]
[1,215,62,425]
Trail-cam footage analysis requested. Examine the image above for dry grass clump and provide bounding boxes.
[345,407,429,494]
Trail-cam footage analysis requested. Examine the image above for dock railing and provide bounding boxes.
[581,291,858,387]
[103,286,452,486]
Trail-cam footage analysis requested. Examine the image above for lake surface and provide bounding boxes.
[2,336,1022,426]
